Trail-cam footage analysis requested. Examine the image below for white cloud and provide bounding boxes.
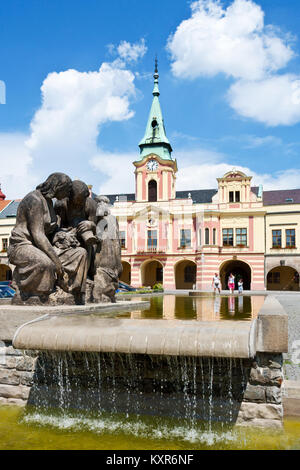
[0,133,39,199]
[90,150,136,196]
[177,161,300,191]
[242,134,283,148]
[88,146,300,197]
[0,51,142,198]
[167,0,300,126]
[25,61,136,179]
[228,75,300,126]
[174,147,300,192]
[167,0,293,81]
[117,39,147,63]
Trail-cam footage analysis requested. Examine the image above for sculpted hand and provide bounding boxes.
[57,272,69,293]
[56,262,65,279]
[77,220,96,234]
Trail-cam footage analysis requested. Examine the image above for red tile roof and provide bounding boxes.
[0,200,11,212]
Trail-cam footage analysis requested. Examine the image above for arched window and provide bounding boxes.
[213,228,216,245]
[205,228,210,245]
[148,180,157,202]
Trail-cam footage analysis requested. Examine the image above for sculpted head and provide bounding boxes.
[70,180,90,206]
[36,173,72,200]
[95,195,110,217]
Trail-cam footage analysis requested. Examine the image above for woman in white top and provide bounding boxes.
[212,273,221,294]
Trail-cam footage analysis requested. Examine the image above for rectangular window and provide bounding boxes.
[180,229,191,248]
[235,191,240,203]
[184,265,196,283]
[268,272,280,284]
[223,228,233,246]
[286,229,296,248]
[205,228,210,245]
[272,230,282,248]
[236,228,247,246]
[2,238,8,252]
[119,231,126,249]
[147,230,157,250]
[229,191,234,203]
[156,267,163,282]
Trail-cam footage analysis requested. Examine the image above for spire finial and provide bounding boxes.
[153,55,159,96]
[154,55,158,74]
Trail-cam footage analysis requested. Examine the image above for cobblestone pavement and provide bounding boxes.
[276,294,300,381]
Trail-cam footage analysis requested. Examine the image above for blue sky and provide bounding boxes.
[1,0,300,198]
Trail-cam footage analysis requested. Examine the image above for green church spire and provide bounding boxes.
[138,58,173,161]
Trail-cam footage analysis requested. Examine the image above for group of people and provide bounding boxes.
[212,273,244,294]
[8,172,122,305]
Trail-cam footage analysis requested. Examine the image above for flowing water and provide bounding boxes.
[27,352,249,424]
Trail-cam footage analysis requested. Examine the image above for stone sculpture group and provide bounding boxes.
[8,173,122,305]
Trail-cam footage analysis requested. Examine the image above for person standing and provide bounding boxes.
[238,278,244,294]
[212,273,221,294]
[228,273,235,294]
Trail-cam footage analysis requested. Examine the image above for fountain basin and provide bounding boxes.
[0,295,289,429]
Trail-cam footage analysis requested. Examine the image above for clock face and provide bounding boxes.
[147,160,158,171]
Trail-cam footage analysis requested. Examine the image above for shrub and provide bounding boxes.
[153,283,164,292]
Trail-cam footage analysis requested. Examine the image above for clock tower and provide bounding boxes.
[134,59,177,202]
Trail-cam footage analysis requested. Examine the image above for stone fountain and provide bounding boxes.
[0,173,289,430]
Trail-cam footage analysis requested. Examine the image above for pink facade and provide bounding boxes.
[114,163,266,291]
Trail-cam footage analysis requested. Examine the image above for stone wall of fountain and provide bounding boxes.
[0,341,36,406]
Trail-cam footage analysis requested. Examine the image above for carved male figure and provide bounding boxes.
[54,180,97,280]
[93,196,122,303]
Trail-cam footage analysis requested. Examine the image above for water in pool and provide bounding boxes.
[0,406,299,450]
[111,294,265,321]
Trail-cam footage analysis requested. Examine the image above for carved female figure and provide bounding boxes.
[8,173,76,304]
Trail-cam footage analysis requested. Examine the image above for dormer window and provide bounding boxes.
[229,191,240,203]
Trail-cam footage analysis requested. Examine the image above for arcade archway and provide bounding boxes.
[141,259,163,288]
[267,266,300,291]
[175,260,197,289]
[220,260,251,290]
[0,264,12,282]
[120,261,131,285]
